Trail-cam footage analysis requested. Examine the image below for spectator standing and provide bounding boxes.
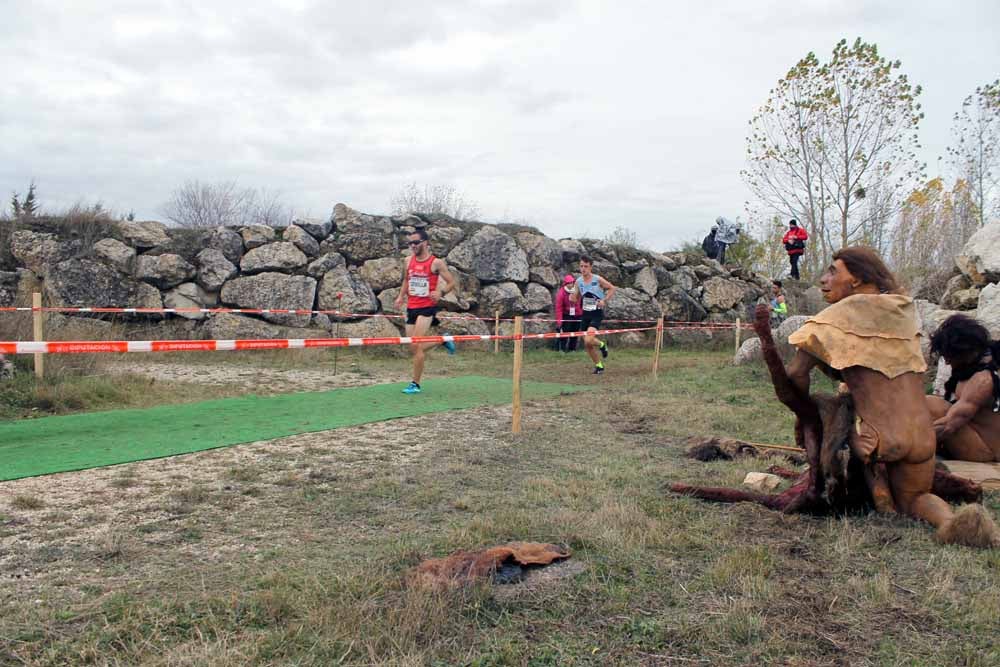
[782,219,808,280]
[554,274,581,352]
[714,216,741,264]
[770,280,788,326]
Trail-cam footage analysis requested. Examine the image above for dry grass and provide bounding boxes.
[0,349,999,666]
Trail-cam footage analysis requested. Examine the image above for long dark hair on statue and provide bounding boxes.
[831,246,901,295]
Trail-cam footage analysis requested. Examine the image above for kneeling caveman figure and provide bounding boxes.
[786,247,999,546]
[926,314,1000,462]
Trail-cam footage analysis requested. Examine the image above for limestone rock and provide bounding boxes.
[163,282,218,320]
[587,240,619,263]
[220,273,317,327]
[478,282,526,317]
[336,316,404,341]
[668,265,698,292]
[523,283,553,313]
[448,227,529,283]
[45,259,162,309]
[195,249,238,292]
[10,230,76,276]
[941,274,973,309]
[93,238,135,273]
[331,203,397,263]
[428,226,465,256]
[955,221,1000,285]
[701,277,747,312]
[359,257,404,293]
[317,265,379,318]
[117,220,169,249]
[743,472,782,492]
[591,259,624,287]
[207,227,245,264]
[734,337,763,366]
[203,313,285,340]
[978,283,1000,339]
[282,225,320,257]
[657,286,708,323]
[606,287,661,323]
[529,265,559,288]
[240,224,276,250]
[559,239,586,263]
[293,217,333,240]
[306,252,347,279]
[438,314,491,337]
[633,266,659,297]
[378,287,402,315]
[947,287,982,311]
[239,242,308,275]
[134,253,196,289]
[516,232,563,267]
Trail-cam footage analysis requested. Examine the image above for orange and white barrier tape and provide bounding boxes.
[0,326,658,355]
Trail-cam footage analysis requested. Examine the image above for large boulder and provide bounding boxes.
[220,273,317,327]
[955,221,1000,286]
[93,238,135,273]
[734,337,763,366]
[377,287,402,315]
[701,277,748,312]
[606,287,661,324]
[9,230,76,276]
[530,265,559,288]
[657,286,707,322]
[45,258,162,309]
[195,249,238,292]
[591,259,624,287]
[163,282,218,320]
[293,217,333,240]
[134,253,196,289]
[448,227,529,283]
[359,257,404,293]
[117,220,169,249]
[317,265,379,319]
[978,283,1000,339]
[282,225,320,257]
[335,316,404,341]
[633,266,659,297]
[559,239,586,263]
[478,282,526,317]
[428,226,465,256]
[523,283,553,313]
[240,225,276,250]
[668,265,698,292]
[515,232,563,267]
[331,203,397,263]
[207,227,245,264]
[940,274,973,309]
[240,242,308,274]
[732,315,810,365]
[306,252,347,279]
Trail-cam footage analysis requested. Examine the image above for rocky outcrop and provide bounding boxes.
[45,259,163,310]
[359,257,404,293]
[978,283,1000,339]
[118,220,169,249]
[293,217,332,241]
[448,227,529,283]
[207,227,245,264]
[163,282,218,320]
[0,271,19,307]
[317,265,379,317]
[240,225,276,250]
[93,238,135,273]
[955,221,1000,286]
[282,225,320,257]
[332,204,397,263]
[240,242,308,275]
[134,254,196,289]
[195,249,238,292]
[9,230,77,276]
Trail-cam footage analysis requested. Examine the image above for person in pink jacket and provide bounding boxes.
[554,274,581,352]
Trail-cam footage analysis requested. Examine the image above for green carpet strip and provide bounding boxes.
[0,376,580,481]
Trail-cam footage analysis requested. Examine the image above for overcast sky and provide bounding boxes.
[1,0,997,250]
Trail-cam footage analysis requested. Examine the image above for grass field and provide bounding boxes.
[2,346,999,666]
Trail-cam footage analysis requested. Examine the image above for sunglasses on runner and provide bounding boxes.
[407,240,424,246]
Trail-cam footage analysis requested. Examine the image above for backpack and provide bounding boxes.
[702,232,719,259]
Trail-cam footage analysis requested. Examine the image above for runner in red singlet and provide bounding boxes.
[394,228,457,394]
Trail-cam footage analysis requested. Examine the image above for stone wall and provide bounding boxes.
[1,203,779,344]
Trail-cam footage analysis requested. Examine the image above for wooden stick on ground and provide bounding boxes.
[511,316,523,434]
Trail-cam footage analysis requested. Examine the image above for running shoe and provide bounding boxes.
[593,364,604,375]
[443,340,457,355]
[599,340,609,358]
[402,381,422,394]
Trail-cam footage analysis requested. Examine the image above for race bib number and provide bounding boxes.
[408,276,429,297]
[568,307,576,316]
[582,296,598,312]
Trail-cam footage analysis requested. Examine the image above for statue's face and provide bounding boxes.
[819,259,861,304]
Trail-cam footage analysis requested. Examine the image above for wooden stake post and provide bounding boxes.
[734,317,741,359]
[32,292,44,380]
[652,317,664,380]
[494,310,500,354]
[511,316,523,434]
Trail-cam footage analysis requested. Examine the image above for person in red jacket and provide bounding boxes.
[782,219,808,280]
[554,274,581,352]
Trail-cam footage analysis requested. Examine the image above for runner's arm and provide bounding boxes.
[432,259,457,299]
[394,260,409,309]
[597,276,616,306]
[933,372,993,438]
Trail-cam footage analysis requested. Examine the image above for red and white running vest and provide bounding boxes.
[406,254,439,309]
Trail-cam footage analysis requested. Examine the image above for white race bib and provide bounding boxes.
[582,296,598,312]
[568,307,576,316]
[408,276,429,297]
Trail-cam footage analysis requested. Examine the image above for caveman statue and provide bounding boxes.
[926,314,1000,462]
[673,247,999,547]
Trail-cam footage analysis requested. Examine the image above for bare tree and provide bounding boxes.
[160,180,294,228]
[947,79,1000,227]
[389,183,481,221]
[743,39,924,271]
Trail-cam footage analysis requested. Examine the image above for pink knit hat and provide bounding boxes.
[563,274,575,284]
